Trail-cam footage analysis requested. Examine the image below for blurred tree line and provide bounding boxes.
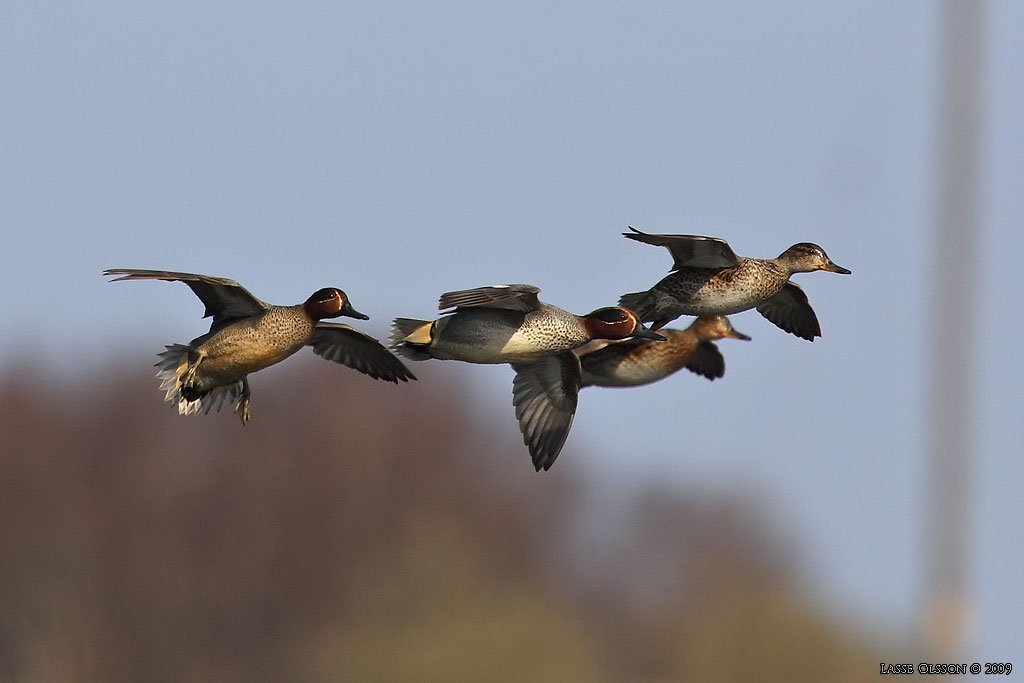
[0,356,881,682]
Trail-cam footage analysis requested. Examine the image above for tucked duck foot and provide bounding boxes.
[180,383,204,402]
[234,396,251,424]
[234,379,252,424]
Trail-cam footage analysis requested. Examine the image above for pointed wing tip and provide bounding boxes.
[103,268,133,282]
[310,324,419,382]
[622,226,645,239]
[527,438,559,472]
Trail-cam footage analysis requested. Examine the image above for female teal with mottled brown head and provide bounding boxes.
[578,315,751,388]
[619,227,850,340]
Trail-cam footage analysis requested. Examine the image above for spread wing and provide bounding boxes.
[623,227,741,271]
[511,352,582,471]
[309,323,417,382]
[756,281,821,341]
[438,284,542,312]
[684,341,726,380]
[104,269,268,330]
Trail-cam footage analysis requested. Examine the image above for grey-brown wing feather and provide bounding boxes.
[623,227,741,271]
[104,268,268,328]
[576,340,638,388]
[511,352,581,471]
[755,282,821,341]
[684,341,726,380]
[438,284,541,312]
[576,337,643,369]
[309,323,417,382]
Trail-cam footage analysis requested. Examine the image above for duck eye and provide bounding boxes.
[309,288,339,305]
[593,308,628,323]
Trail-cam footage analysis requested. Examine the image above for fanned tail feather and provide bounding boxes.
[155,345,193,412]
[154,344,243,417]
[389,318,434,361]
[199,383,245,416]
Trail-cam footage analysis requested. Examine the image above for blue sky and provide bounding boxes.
[3,1,1022,660]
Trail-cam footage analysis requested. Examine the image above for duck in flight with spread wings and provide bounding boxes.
[391,284,663,471]
[577,315,751,389]
[619,227,850,340]
[105,269,415,423]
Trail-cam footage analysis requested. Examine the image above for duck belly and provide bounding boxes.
[190,326,306,384]
[657,266,784,316]
[594,356,678,386]
[583,341,687,387]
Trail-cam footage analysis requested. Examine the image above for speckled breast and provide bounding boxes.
[193,307,314,380]
[659,260,787,315]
